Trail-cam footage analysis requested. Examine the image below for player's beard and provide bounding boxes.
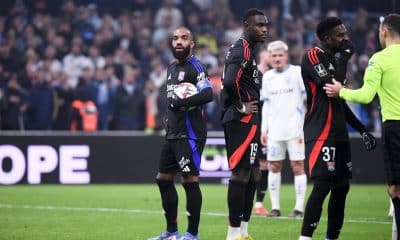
[172,45,191,61]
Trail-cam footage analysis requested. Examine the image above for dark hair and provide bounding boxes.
[243,8,265,23]
[383,13,400,35]
[316,17,343,40]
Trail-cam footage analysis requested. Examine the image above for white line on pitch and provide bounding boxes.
[0,203,391,225]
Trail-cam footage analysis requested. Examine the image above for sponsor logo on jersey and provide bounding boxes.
[197,71,206,82]
[314,63,328,77]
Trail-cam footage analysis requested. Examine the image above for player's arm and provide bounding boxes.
[302,50,333,87]
[339,55,381,104]
[171,72,213,108]
[223,61,244,109]
[343,102,367,134]
[344,102,377,151]
[222,47,257,114]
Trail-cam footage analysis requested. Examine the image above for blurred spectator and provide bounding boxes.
[63,39,93,88]
[113,67,145,130]
[86,68,115,130]
[27,69,56,130]
[1,74,28,130]
[53,71,74,130]
[154,0,183,32]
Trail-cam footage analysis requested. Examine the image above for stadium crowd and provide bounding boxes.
[0,0,392,132]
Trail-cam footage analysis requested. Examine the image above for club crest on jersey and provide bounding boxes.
[327,161,335,172]
[314,64,328,77]
[178,71,185,81]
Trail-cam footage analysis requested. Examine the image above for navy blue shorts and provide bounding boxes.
[159,139,205,176]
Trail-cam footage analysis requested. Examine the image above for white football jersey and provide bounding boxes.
[260,64,306,141]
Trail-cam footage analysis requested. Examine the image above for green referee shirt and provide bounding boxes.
[339,44,400,122]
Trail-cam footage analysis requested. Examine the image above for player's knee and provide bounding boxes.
[182,175,199,183]
[231,168,251,183]
[250,166,261,183]
[156,172,175,181]
[387,185,400,198]
[291,160,305,175]
[269,161,282,172]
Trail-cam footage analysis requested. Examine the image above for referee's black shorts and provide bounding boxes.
[383,120,400,185]
[223,121,260,170]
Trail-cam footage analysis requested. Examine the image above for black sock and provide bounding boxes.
[157,179,178,233]
[326,181,349,239]
[243,180,258,222]
[183,182,202,236]
[227,180,246,227]
[392,197,400,240]
[301,179,331,237]
[256,170,268,202]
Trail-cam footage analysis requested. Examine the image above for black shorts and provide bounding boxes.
[159,138,205,176]
[223,121,259,170]
[383,121,400,185]
[306,140,351,180]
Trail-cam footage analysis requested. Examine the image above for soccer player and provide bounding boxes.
[260,40,307,218]
[149,27,213,240]
[253,49,271,216]
[298,17,377,240]
[323,13,400,240]
[220,9,268,240]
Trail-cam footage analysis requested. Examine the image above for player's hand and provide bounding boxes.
[339,39,355,61]
[260,132,268,146]
[323,79,342,98]
[361,132,377,151]
[237,101,258,115]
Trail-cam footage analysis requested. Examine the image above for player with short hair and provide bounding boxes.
[324,13,400,240]
[149,27,213,240]
[298,17,376,240]
[260,40,307,218]
[221,8,268,240]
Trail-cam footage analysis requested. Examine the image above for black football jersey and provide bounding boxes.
[302,46,367,178]
[220,37,261,124]
[302,47,351,142]
[165,55,211,141]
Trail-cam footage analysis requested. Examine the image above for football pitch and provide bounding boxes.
[0,184,391,240]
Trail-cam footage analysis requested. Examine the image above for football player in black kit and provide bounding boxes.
[220,9,268,240]
[149,27,213,240]
[298,17,377,240]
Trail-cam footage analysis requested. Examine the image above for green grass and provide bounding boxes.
[0,184,391,240]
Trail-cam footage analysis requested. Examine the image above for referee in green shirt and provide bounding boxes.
[324,13,400,240]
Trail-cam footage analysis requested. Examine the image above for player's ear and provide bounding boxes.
[190,40,195,49]
[244,20,250,32]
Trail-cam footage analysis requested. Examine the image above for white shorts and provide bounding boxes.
[267,137,305,161]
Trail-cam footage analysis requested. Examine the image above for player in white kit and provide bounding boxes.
[260,40,307,218]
